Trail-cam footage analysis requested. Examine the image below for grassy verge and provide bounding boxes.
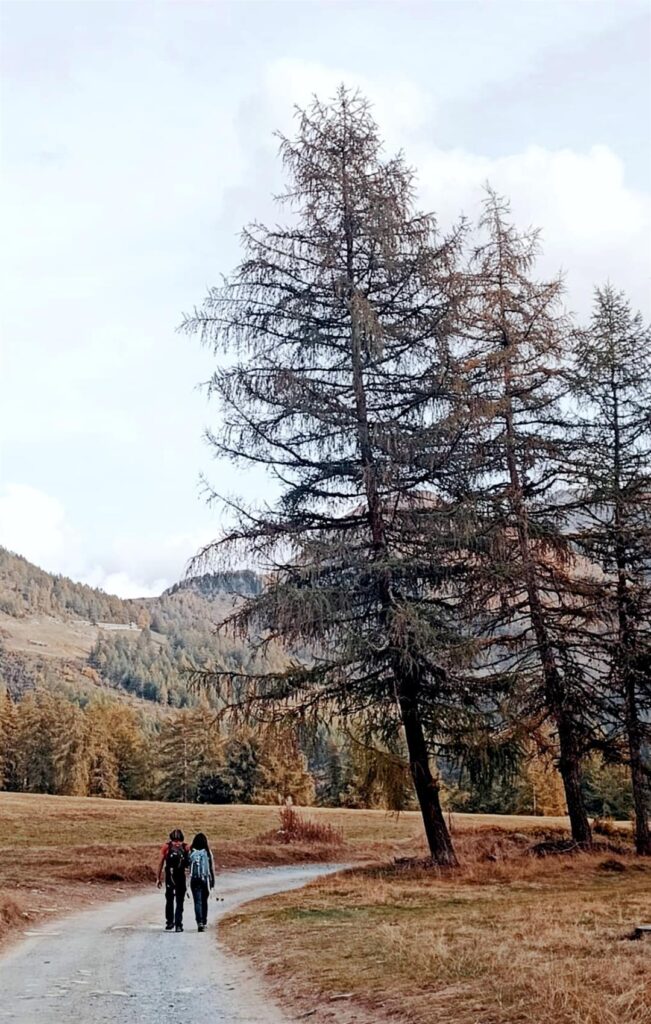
[221,828,650,1024]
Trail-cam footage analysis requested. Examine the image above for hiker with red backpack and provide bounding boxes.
[156,828,190,932]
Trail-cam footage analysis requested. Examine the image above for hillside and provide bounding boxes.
[0,547,269,707]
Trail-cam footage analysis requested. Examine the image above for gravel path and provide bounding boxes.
[0,863,341,1023]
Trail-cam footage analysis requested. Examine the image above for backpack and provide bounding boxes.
[165,841,187,881]
[190,849,211,884]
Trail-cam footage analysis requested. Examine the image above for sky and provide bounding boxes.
[1,0,649,598]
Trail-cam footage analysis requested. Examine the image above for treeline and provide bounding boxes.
[0,690,150,799]
[0,686,632,817]
[0,549,135,622]
[0,549,277,708]
[0,690,314,805]
[0,548,264,626]
[183,87,651,862]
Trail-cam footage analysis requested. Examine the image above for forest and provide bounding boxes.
[0,544,639,818]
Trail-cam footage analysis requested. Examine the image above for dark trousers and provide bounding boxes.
[165,879,186,928]
[191,879,209,926]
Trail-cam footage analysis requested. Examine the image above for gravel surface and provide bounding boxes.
[0,863,342,1023]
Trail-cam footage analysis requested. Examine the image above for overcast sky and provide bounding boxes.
[1,0,649,597]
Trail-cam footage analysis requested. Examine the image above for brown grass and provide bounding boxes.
[0,790,424,944]
[221,827,651,1024]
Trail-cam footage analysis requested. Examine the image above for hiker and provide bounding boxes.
[189,832,215,932]
[156,828,190,932]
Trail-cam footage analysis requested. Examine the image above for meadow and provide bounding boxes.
[222,832,651,1024]
[1,791,648,1024]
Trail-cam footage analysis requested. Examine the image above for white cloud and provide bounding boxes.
[0,483,81,575]
[2,16,649,595]
[255,60,650,317]
[79,567,168,600]
[0,482,214,599]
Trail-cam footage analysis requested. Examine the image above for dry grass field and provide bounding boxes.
[0,792,573,943]
[220,824,651,1024]
[0,791,409,942]
[0,790,431,943]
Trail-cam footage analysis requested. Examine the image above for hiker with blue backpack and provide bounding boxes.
[188,832,215,932]
[156,828,190,932]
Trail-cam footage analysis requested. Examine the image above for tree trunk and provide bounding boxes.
[340,119,457,868]
[556,714,592,846]
[624,672,651,855]
[397,679,458,867]
[611,393,651,855]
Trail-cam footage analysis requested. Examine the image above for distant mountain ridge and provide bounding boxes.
[165,570,263,601]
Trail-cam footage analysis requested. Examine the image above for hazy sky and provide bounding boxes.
[1,0,649,597]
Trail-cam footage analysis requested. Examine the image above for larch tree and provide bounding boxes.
[460,189,594,846]
[567,286,651,853]
[183,88,478,865]
[157,709,222,803]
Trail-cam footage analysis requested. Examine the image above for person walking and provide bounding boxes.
[188,832,215,932]
[156,828,190,932]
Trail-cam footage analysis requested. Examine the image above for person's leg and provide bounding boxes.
[191,880,202,925]
[165,883,175,928]
[175,880,186,929]
[201,882,209,926]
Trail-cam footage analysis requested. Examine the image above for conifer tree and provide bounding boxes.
[255,726,316,805]
[0,690,18,790]
[461,189,593,845]
[50,696,89,795]
[183,88,477,864]
[157,709,222,802]
[567,286,651,853]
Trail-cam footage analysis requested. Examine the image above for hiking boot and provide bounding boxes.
[165,923,174,931]
[197,924,204,932]
[175,925,183,932]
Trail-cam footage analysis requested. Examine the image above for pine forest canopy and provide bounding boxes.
[183,86,651,863]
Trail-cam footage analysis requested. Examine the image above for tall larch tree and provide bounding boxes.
[461,189,594,846]
[568,286,651,853]
[183,88,477,865]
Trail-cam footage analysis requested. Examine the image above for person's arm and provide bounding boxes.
[156,846,167,888]
[208,849,215,889]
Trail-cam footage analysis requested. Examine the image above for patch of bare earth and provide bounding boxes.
[220,828,651,1024]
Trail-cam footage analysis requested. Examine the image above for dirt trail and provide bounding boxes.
[0,863,342,1023]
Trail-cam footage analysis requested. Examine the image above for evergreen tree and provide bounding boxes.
[567,286,651,853]
[0,690,18,790]
[461,189,593,845]
[156,709,222,802]
[183,88,478,864]
[254,726,316,805]
[50,696,89,795]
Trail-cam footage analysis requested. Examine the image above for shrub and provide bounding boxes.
[270,806,344,846]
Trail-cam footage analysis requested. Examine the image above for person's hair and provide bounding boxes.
[169,828,184,842]
[191,832,210,852]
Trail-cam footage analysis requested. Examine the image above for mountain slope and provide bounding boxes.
[0,547,267,706]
